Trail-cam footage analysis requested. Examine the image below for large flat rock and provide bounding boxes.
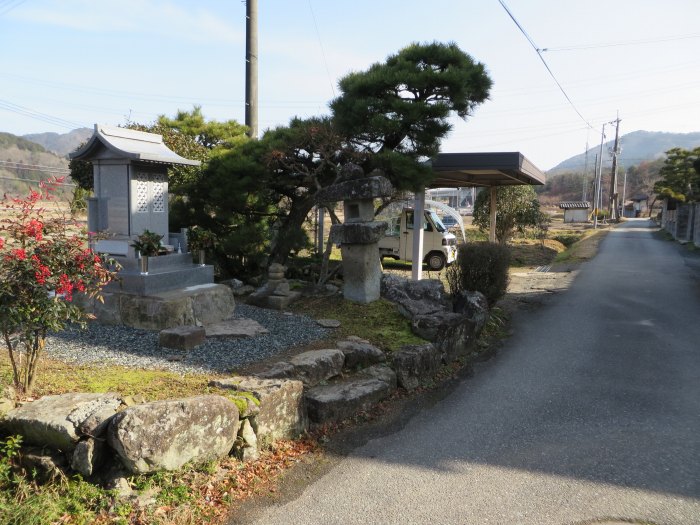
[357,364,398,390]
[159,325,206,349]
[205,318,269,338]
[107,395,239,474]
[337,339,386,370]
[289,349,345,386]
[211,376,307,441]
[381,274,450,318]
[1,393,122,451]
[305,378,392,423]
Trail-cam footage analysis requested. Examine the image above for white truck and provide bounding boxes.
[378,208,458,270]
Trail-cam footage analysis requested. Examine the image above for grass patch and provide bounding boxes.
[549,231,584,247]
[0,355,228,401]
[554,229,609,264]
[0,475,114,525]
[508,239,566,268]
[290,296,425,352]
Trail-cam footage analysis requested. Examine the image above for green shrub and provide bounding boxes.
[446,242,510,307]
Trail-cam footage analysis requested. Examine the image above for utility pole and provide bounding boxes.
[245,0,258,138]
[582,140,589,202]
[620,166,628,219]
[608,114,621,220]
[593,123,606,229]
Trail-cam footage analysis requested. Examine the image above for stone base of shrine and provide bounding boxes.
[81,283,236,331]
[105,253,214,296]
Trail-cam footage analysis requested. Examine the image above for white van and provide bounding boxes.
[378,208,458,270]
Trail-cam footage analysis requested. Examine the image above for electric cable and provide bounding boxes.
[308,0,336,98]
[541,32,700,52]
[0,0,27,17]
[497,0,594,131]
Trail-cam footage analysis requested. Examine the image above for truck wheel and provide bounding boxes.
[426,252,446,271]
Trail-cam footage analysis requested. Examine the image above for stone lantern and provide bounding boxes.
[317,166,393,303]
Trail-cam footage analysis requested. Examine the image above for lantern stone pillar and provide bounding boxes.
[318,166,393,303]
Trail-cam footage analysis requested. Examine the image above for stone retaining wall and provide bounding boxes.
[0,276,489,487]
[663,201,699,245]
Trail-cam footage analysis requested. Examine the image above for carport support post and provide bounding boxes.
[489,186,497,243]
[411,188,425,281]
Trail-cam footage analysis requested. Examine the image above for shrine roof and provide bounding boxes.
[70,124,201,166]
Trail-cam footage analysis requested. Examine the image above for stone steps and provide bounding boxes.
[245,338,399,426]
[305,376,392,424]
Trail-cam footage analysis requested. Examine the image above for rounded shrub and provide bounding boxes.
[446,242,511,307]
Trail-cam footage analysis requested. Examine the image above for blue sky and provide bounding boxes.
[1,0,699,170]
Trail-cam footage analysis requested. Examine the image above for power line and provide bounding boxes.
[0,175,76,187]
[0,160,72,173]
[497,0,594,131]
[0,73,330,110]
[0,0,27,17]
[541,32,700,52]
[0,99,86,129]
[308,0,336,99]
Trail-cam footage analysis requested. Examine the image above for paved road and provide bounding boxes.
[249,219,700,525]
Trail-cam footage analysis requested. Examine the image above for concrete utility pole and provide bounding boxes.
[608,115,621,220]
[582,140,589,202]
[593,124,606,229]
[245,0,258,138]
[620,166,628,219]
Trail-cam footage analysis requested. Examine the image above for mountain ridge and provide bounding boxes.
[548,130,700,174]
[21,127,93,157]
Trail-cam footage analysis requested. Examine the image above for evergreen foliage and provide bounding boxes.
[472,186,547,244]
[174,138,277,275]
[446,242,511,307]
[331,41,491,191]
[653,147,700,203]
[129,107,247,196]
[201,41,492,269]
[67,142,93,190]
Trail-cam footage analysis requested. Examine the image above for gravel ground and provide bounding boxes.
[45,304,330,375]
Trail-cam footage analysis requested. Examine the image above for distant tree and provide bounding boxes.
[68,145,93,190]
[130,107,247,197]
[624,159,664,199]
[157,106,248,150]
[536,171,588,204]
[472,185,546,244]
[331,41,492,191]
[652,147,700,204]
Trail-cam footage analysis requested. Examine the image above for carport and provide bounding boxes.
[410,152,546,280]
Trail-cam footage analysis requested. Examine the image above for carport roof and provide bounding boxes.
[428,152,545,188]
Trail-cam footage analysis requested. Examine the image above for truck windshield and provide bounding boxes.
[428,211,447,233]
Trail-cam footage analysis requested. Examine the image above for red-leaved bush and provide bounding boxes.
[0,178,117,395]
